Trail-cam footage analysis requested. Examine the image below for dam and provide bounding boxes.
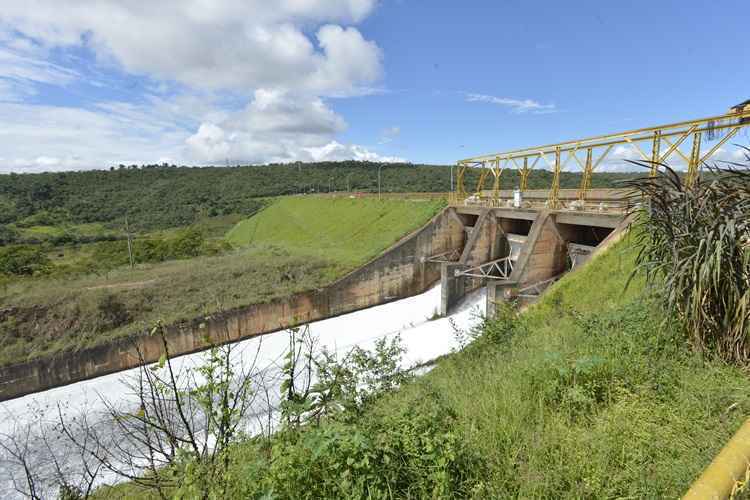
[0,189,629,401]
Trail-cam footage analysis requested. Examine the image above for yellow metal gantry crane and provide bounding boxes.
[454,104,750,209]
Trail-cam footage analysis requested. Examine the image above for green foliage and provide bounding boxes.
[312,334,411,423]
[94,238,750,499]
[58,483,84,500]
[0,197,442,365]
[0,245,50,275]
[15,207,71,227]
[404,240,750,498]
[95,293,131,332]
[87,227,229,272]
[0,224,19,245]
[257,390,482,499]
[0,249,331,365]
[279,326,411,428]
[0,162,635,232]
[626,159,750,363]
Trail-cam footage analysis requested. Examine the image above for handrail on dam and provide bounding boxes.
[453,107,750,209]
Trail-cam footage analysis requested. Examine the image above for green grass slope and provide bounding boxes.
[227,196,446,274]
[397,237,750,497]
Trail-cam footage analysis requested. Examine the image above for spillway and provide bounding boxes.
[0,285,485,498]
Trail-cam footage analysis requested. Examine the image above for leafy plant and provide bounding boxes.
[0,245,50,276]
[625,157,750,362]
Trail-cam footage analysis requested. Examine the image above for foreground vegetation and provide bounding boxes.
[0,197,442,365]
[90,236,750,499]
[627,161,750,363]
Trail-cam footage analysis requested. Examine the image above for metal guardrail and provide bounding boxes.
[449,188,632,214]
[517,275,563,299]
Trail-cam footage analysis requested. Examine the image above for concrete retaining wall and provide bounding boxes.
[0,208,466,402]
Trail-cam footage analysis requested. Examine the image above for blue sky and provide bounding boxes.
[0,0,748,172]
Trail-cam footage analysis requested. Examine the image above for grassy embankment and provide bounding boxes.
[0,197,444,366]
[98,235,750,499]
[227,196,445,275]
[405,237,750,497]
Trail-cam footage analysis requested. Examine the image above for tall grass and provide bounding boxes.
[625,156,750,362]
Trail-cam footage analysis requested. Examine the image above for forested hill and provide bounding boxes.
[0,161,637,231]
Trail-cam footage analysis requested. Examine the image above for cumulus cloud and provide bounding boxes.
[186,89,400,164]
[0,101,188,172]
[465,93,556,114]
[0,1,398,171]
[306,141,405,163]
[0,1,382,96]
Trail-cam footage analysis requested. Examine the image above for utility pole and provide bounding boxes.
[378,164,383,200]
[450,165,454,192]
[124,215,134,270]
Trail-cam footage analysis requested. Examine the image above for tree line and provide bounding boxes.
[0,161,637,233]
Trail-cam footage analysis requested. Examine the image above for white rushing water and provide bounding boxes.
[0,284,485,498]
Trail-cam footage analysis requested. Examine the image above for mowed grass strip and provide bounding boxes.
[226,196,446,273]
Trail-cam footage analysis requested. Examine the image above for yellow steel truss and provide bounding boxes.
[455,108,750,207]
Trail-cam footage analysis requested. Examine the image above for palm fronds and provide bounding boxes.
[624,153,750,363]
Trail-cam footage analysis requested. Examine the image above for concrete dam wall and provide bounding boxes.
[0,208,466,402]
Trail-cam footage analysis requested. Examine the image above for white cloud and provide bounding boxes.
[379,125,400,144]
[0,1,396,171]
[186,89,401,164]
[0,1,382,96]
[306,141,405,163]
[465,93,556,114]
[0,101,188,172]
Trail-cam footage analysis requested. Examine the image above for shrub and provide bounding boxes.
[625,159,750,363]
[0,224,19,245]
[0,245,50,275]
[95,293,131,332]
[264,390,483,499]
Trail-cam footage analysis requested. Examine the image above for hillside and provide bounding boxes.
[227,196,445,272]
[0,161,637,237]
[0,197,443,365]
[404,238,750,497]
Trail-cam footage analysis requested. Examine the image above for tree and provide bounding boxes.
[0,245,50,275]
[58,322,262,499]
